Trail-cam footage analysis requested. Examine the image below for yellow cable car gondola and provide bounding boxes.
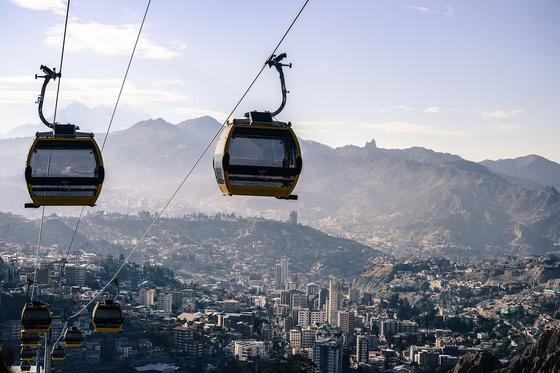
[92,299,124,333]
[20,347,35,362]
[213,53,302,200]
[21,301,52,334]
[20,331,40,348]
[64,326,84,347]
[24,65,104,208]
[52,344,65,360]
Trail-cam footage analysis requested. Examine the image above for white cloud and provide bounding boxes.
[481,110,524,118]
[424,106,441,113]
[10,0,66,15]
[152,79,186,87]
[405,4,454,18]
[496,124,520,133]
[0,76,37,104]
[394,105,415,112]
[361,121,468,137]
[0,75,189,106]
[405,6,430,13]
[45,19,184,60]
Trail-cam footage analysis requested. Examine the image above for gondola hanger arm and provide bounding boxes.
[35,65,60,129]
[266,53,292,117]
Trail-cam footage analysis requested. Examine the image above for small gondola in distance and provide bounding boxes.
[64,326,84,347]
[21,301,52,334]
[92,299,124,333]
[20,346,35,362]
[20,331,40,348]
[52,344,65,360]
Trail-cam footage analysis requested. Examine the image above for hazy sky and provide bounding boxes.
[0,0,558,162]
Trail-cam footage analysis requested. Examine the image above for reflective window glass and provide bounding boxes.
[228,129,297,168]
[31,147,97,178]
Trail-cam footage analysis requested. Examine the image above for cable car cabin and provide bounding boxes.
[21,301,52,333]
[92,300,124,333]
[213,112,302,199]
[52,345,65,360]
[21,331,40,347]
[20,347,35,362]
[64,327,84,347]
[25,131,104,207]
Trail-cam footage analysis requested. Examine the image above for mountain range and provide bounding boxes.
[0,105,559,260]
[0,102,149,139]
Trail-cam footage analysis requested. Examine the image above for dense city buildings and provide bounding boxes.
[1,218,560,372]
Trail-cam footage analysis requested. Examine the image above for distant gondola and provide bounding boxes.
[20,346,35,362]
[21,301,52,333]
[92,299,124,333]
[21,331,40,347]
[52,344,65,360]
[64,326,84,347]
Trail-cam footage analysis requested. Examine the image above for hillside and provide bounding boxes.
[0,211,381,279]
[481,155,560,191]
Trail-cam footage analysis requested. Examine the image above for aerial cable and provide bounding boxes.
[60,0,311,325]
[52,0,70,123]
[50,0,153,350]
[54,0,151,295]
[30,0,70,300]
[30,207,45,302]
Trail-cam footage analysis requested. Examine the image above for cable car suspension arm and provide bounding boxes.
[267,53,292,117]
[35,65,60,129]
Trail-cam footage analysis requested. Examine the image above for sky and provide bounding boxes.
[0,0,559,162]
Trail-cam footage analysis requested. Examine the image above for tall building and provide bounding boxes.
[157,292,173,315]
[318,288,328,309]
[313,325,343,373]
[337,311,360,333]
[327,279,343,326]
[299,309,326,327]
[289,210,298,224]
[291,290,308,309]
[307,283,320,297]
[281,257,289,289]
[275,263,283,288]
[289,329,302,349]
[64,265,85,287]
[356,335,369,363]
[274,258,290,289]
[310,310,326,326]
[298,309,311,327]
[337,311,350,333]
[234,340,266,361]
[138,288,156,306]
[301,327,316,348]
